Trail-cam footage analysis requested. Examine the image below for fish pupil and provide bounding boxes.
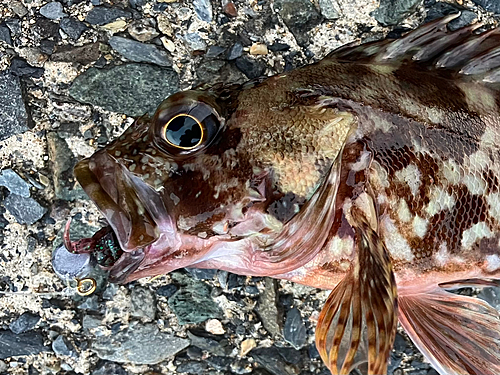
[166,115,202,148]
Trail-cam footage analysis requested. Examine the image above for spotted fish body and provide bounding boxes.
[67,16,500,375]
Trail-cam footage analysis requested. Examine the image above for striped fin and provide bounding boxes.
[315,208,398,375]
[327,14,500,83]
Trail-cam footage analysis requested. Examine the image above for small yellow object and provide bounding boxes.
[76,278,97,296]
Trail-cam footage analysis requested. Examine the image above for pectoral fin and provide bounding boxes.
[316,210,398,375]
[398,287,500,375]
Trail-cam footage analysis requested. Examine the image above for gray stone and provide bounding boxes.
[318,0,339,19]
[52,244,93,282]
[0,24,12,45]
[235,55,266,79]
[92,361,128,375]
[9,1,28,17]
[371,0,422,27]
[283,308,306,349]
[193,0,213,22]
[60,17,88,40]
[109,36,171,66]
[256,278,281,337]
[52,335,78,357]
[9,313,40,334]
[91,323,190,364]
[274,0,322,45]
[0,360,6,373]
[184,33,207,51]
[85,7,132,25]
[0,169,31,198]
[69,63,179,117]
[82,315,102,330]
[0,71,31,141]
[130,287,156,322]
[186,331,231,356]
[472,0,500,14]
[3,194,47,225]
[251,347,292,375]
[177,360,207,373]
[227,42,243,60]
[184,268,217,280]
[39,2,66,20]
[0,330,49,359]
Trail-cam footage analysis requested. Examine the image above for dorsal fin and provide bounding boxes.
[327,14,500,83]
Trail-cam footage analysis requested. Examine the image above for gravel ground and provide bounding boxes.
[0,0,500,374]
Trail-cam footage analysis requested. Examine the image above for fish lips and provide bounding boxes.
[74,151,174,282]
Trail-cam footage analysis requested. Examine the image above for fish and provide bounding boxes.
[59,14,500,375]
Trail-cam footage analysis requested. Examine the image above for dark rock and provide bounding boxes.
[388,352,403,375]
[227,42,243,60]
[308,344,320,359]
[318,0,339,19]
[393,333,407,352]
[4,194,47,225]
[9,313,40,334]
[69,63,179,117]
[0,330,50,359]
[10,58,45,78]
[371,0,421,27]
[129,0,146,8]
[109,36,171,66]
[193,0,213,22]
[91,323,190,364]
[251,347,292,375]
[274,0,322,45]
[156,284,178,298]
[39,2,66,20]
[196,60,226,83]
[130,287,156,321]
[472,0,500,14]
[102,284,118,300]
[186,331,231,356]
[244,285,259,296]
[0,24,12,45]
[227,273,245,289]
[5,19,22,38]
[276,347,301,364]
[206,46,226,58]
[235,56,266,79]
[46,132,85,201]
[269,42,290,52]
[52,335,78,357]
[186,346,203,359]
[176,360,207,373]
[51,43,101,65]
[92,361,128,375]
[127,19,159,42]
[256,278,281,337]
[207,356,232,371]
[85,7,132,25]
[168,275,222,325]
[184,33,207,51]
[0,71,31,141]
[283,308,306,349]
[40,39,56,54]
[185,268,217,280]
[77,295,101,312]
[425,3,476,31]
[33,17,60,39]
[0,169,31,198]
[60,17,88,40]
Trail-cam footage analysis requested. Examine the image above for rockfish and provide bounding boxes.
[60,15,500,375]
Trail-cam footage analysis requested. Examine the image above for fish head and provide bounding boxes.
[72,78,355,283]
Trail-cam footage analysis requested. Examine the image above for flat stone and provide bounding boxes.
[318,0,339,19]
[273,0,322,45]
[109,36,171,66]
[256,278,281,337]
[52,335,78,357]
[0,24,12,45]
[60,17,88,40]
[69,63,179,117]
[184,33,207,51]
[91,323,190,364]
[227,42,243,60]
[52,244,92,282]
[0,330,50,359]
[9,1,28,17]
[82,315,102,330]
[39,2,66,20]
[3,194,47,225]
[186,331,231,356]
[10,58,44,78]
[472,0,500,14]
[251,347,292,375]
[156,284,178,297]
[0,71,31,141]
[184,268,217,280]
[0,169,31,198]
[9,313,41,334]
[51,43,101,65]
[283,308,306,349]
[130,287,156,322]
[193,0,213,22]
[176,360,207,373]
[235,56,266,79]
[371,0,421,27]
[85,7,132,25]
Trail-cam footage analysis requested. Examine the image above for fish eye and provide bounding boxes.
[163,114,203,150]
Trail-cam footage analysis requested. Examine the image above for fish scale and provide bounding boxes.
[59,15,500,375]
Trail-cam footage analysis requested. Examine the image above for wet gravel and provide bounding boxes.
[0,0,500,374]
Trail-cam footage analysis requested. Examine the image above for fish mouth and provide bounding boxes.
[73,151,173,282]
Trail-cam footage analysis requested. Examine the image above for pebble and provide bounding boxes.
[9,1,28,18]
[235,56,266,79]
[39,2,67,20]
[206,356,232,371]
[206,46,226,58]
[283,308,306,349]
[91,323,190,364]
[205,319,225,335]
[51,43,101,65]
[256,278,281,337]
[176,360,207,373]
[318,0,340,19]
[184,32,207,52]
[223,1,238,17]
[85,7,132,25]
[156,284,178,297]
[82,315,102,330]
[371,0,420,27]
[52,335,78,357]
[227,42,243,60]
[0,330,49,359]
[130,287,156,322]
[69,63,179,117]
[472,0,500,14]
[91,361,128,375]
[273,0,322,45]
[52,244,92,282]
[0,24,12,45]
[60,17,88,40]
[10,58,45,78]
[3,194,47,225]
[240,338,256,356]
[0,360,6,373]
[185,268,217,280]
[0,169,31,198]
[127,19,159,42]
[9,313,41,334]
[109,36,172,66]
[250,43,268,55]
[193,0,213,22]
[0,71,30,141]
[251,347,292,375]
[186,331,231,356]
